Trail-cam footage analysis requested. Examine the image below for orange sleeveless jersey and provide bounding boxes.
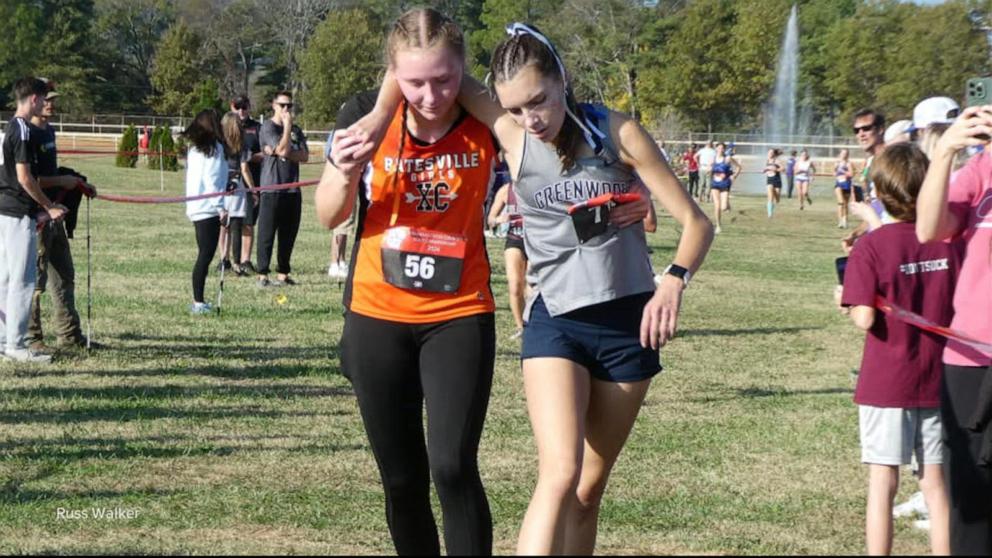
[345,108,496,323]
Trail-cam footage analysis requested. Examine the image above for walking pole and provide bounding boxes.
[86,194,92,350]
[216,221,227,317]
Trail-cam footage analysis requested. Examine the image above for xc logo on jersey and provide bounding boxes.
[406,181,458,212]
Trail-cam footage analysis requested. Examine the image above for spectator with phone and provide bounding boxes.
[841,143,959,556]
[916,101,992,555]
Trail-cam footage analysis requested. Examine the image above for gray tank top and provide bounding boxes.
[515,112,655,318]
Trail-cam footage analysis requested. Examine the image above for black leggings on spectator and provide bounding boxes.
[192,217,220,303]
[687,171,699,198]
[340,311,496,556]
[256,192,301,275]
[942,364,992,555]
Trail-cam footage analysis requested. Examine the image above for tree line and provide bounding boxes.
[1,0,988,133]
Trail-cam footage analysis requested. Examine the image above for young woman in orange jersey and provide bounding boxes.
[314,9,497,555]
[344,23,712,555]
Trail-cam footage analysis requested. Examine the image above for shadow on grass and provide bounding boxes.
[679,325,824,337]
[17,361,344,380]
[2,383,352,400]
[0,437,366,464]
[688,386,853,404]
[0,403,351,425]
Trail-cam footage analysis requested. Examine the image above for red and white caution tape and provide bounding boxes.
[94,179,319,204]
[875,295,992,355]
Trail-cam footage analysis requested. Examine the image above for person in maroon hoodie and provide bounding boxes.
[840,143,958,555]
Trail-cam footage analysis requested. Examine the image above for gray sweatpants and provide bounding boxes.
[0,214,38,351]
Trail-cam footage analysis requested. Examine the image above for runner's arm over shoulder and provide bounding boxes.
[315,90,389,230]
[335,73,403,161]
[612,111,712,274]
[456,75,522,159]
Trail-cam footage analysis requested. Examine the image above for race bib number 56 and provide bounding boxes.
[381,227,466,293]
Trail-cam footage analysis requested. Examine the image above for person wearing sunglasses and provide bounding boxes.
[853,108,886,200]
[257,91,308,287]
[842,109,887,254]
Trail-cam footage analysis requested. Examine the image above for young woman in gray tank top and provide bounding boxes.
[456,24,715,554]
[338,21,714,554]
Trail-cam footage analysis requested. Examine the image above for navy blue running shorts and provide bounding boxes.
[521,293,662,383]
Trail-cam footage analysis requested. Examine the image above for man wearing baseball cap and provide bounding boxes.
[25,79,100,351]
[230,94,263,273]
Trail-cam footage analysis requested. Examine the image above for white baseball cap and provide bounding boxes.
[911,96,960,131]
[883,119,913,144]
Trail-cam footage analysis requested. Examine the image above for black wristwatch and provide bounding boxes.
[662,263,692,287]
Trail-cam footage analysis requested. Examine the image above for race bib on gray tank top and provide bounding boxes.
[514,107,655,318]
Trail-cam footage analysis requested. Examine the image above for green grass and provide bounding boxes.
[0,156,932,554]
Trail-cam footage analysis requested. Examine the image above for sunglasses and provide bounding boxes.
[852,123,879,134]
[276,102,294,109]
[233,102,250,110]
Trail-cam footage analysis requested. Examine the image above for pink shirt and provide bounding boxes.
[945,150,992,367]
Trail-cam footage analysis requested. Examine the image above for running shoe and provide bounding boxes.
[3,348,53,363]
[510,328,523,340]
[190,302,213,315]
[241,261,257,273]
[893,491,927,519]
[256,278,271,288]
[714,225,722,235]
[272,276,298,286]
[218,259,232,272]
[327,263,339,277]
[337,263,349,279]
[912,519,930,531]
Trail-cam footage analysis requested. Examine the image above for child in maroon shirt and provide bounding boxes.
[841,143,959,556]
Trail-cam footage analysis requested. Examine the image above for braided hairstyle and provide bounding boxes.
[489,29,585,170]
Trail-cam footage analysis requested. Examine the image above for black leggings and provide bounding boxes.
[192,217,220,303]
[341,311,496,556]
[942,364,992,555]
[256,192,301,275]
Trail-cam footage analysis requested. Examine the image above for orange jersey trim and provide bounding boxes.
[347,108,496,323]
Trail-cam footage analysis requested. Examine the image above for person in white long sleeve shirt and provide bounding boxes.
[183,110,229,314]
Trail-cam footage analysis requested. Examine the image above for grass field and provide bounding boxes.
[0,154,933,555]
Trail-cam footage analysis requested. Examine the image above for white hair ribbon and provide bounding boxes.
[504,22,607,155]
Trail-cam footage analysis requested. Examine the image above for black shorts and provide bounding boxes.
[522,293,662,383]
[242,193,258,226]
[767,175,782,189]
[504,235,526,255]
